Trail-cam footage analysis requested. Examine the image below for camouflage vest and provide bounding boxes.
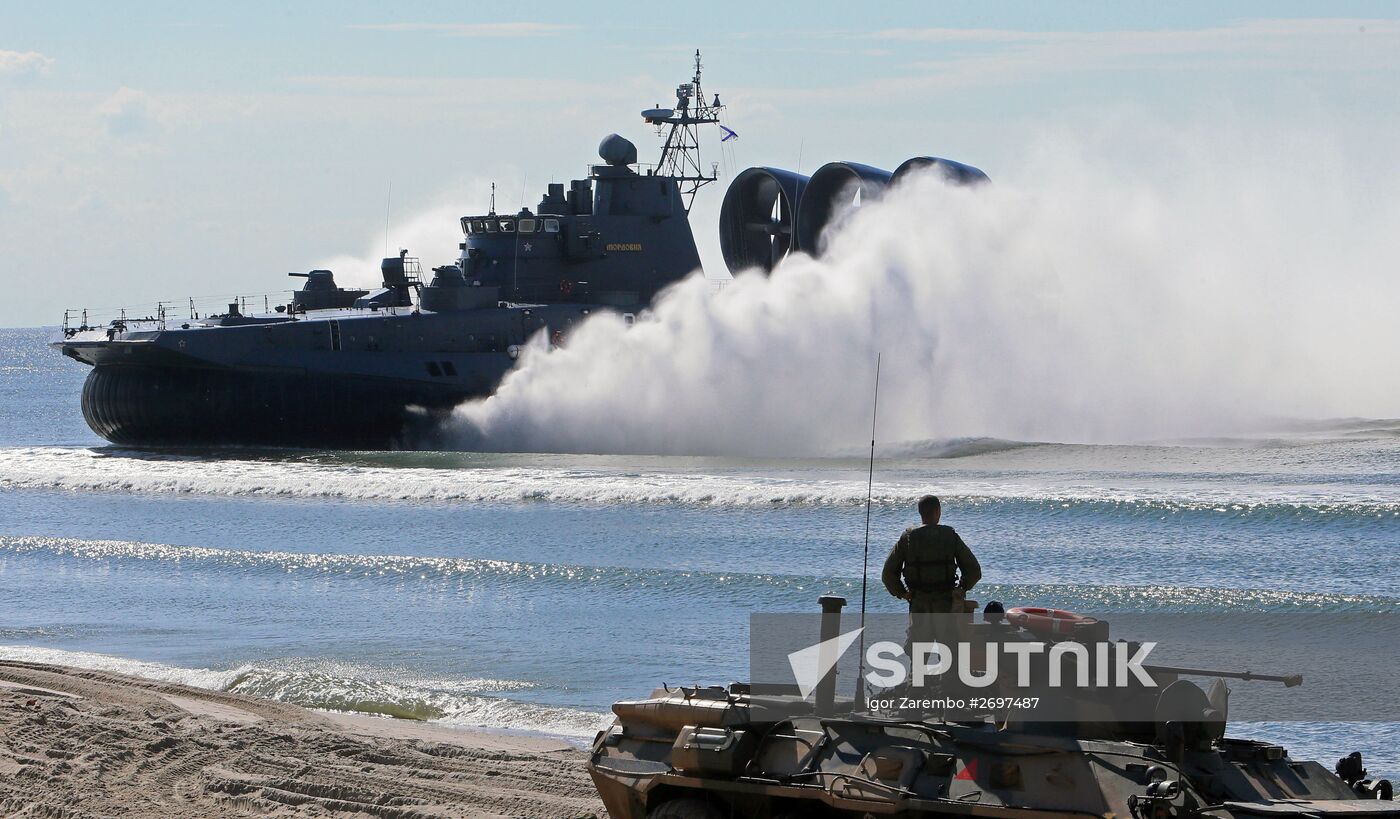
[902,524,958,593]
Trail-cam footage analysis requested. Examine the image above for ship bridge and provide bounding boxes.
[452,132,700,307]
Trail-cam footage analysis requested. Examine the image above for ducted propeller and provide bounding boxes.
[892,156,990,187]
[793,161,893,257]
[719,167,809,274]
[720,156,988,273]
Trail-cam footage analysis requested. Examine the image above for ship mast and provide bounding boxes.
[649,49,723,212]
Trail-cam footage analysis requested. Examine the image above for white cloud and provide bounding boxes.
[347,22,574,38]
[867,18,1400,45]
[715,18,1400,107]
[0,49,54,76]
[869,18,1400,77]
[864,28,1049,44]
[94,86,160,136]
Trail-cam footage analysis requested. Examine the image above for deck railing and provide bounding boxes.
[61,290,303,335]
[61,274,731,335]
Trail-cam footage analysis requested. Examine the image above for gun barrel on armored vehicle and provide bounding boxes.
[1146,664,1303,687]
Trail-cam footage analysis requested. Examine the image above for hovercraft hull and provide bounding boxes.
[81,364,476,449]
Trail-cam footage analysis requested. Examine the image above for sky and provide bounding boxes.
[2,1,1399,327]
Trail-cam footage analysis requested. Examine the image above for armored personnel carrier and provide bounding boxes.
[588,596,1396,819]
[53,52,988,449]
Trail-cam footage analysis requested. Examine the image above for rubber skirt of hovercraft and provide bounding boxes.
[81,364,473,449]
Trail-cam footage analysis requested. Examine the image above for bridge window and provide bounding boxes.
[499,219,515,232]
[460,217,471,234]
[543,218,560,233]
[484,220,497,232]
[518,218,537,232]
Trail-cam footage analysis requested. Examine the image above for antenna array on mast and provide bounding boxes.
[645,49,724,212]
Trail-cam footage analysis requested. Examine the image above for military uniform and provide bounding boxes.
[882,522,982,704]
[882,523,981,613]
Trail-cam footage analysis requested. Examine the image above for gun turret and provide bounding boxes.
[289,269,367,312]
[289,270,340,290]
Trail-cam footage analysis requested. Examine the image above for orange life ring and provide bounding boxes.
[1006,607,1098,638]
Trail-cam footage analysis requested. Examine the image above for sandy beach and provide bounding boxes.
[0,660,605,818]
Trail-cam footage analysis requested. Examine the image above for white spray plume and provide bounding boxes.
[310,167,524,290]
[311,202,468,289]
[440,118,1400,456]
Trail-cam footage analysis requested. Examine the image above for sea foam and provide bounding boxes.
[0,644,609,739]
[2,445,1397,513]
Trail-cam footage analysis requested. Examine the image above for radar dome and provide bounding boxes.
[598,133,638,167]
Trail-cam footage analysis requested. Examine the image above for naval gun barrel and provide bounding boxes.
[288,272,311,278]
[1146,664,1303,687]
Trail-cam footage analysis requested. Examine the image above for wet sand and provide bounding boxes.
[0,660,605,817]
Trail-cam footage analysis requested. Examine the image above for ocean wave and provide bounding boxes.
[2,446,1397,514]
[3,535,1394,611]
[0,626,87,642]
[0,534,847,599]
[0,644,248,690]
[0,645,608,739]
[0,446,884,506]
[1274,417,1400,437]
[880,437,1048,459]
[1165,419,1400,446]
[995,583,1400,613]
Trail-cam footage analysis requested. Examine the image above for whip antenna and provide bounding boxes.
[855,352,881,707]
[384,181,392,257]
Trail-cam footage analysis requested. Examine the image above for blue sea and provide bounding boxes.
[1,326,1396,776]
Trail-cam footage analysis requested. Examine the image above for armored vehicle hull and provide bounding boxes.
[591,690,1394,819]
[589,598,1396,819]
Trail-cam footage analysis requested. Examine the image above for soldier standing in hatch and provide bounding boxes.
[882,495,982,695]
[882,494,981,615]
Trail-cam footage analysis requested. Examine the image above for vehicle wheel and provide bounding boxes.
[646,797,724,819]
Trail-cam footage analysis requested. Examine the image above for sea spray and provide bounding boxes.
[4,443,1399,509]
[445,123,1400,455]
